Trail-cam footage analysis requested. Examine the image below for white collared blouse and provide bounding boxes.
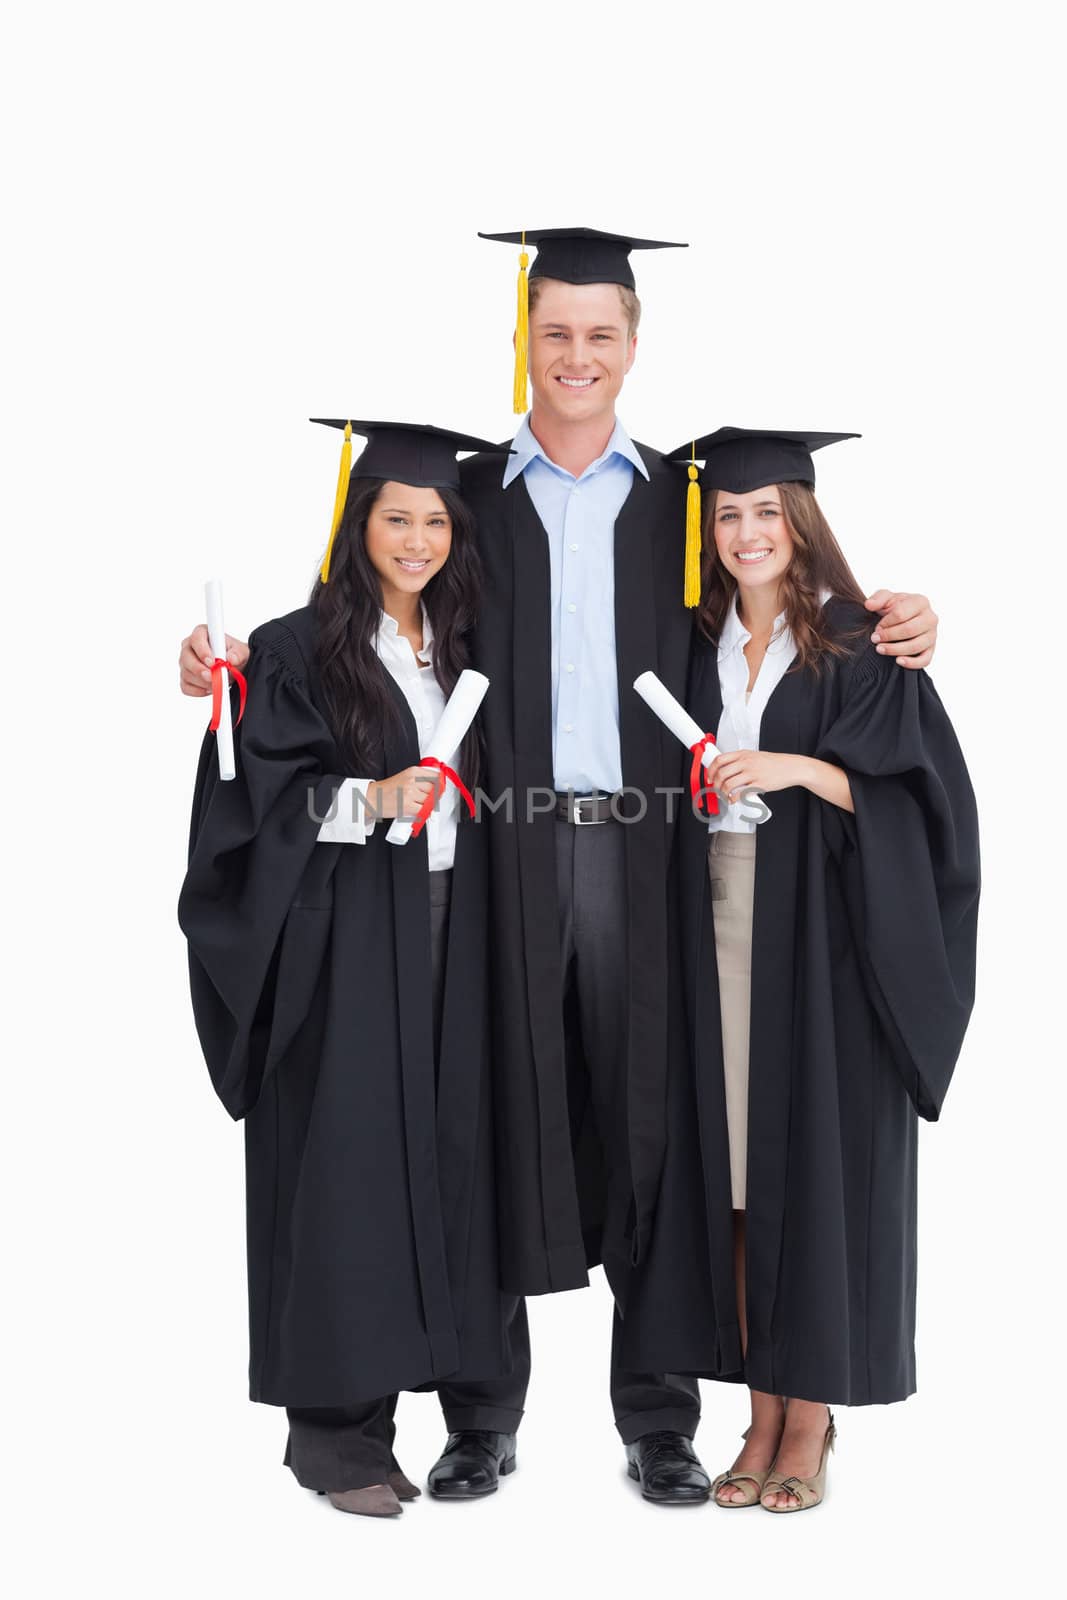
[708,593,830,835]
[316,607,460,871]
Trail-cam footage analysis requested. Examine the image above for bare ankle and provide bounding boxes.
[749,1389,786,1432]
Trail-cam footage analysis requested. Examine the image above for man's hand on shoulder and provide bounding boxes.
[180,624,251,696]
[864,591,938,670]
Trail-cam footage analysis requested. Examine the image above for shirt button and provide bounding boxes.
[567,603,576,614]
[565,663,575,673]
[570,543,579,552]
[564,723,574,733]
[573,487,581,496]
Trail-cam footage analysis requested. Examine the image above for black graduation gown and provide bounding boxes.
[460,446,693,1296]
[616,598,980,1404]
[178,605,512,1408]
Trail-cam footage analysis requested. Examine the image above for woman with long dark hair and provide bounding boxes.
[179,421,521,1518]
[618,428,979,1512]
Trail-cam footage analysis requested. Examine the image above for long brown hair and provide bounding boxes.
[696,480,867,671]
[309,477,483,782]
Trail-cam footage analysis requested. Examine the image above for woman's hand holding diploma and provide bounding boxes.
[368,767,445,819]
[706,749,854,813]
[180,623,250,696]
[386,670,489,845]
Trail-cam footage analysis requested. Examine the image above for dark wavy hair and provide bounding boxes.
[697,480,868,671]
[309,476,483,783]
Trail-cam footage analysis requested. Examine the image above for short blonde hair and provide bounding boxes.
[528,276,641,338]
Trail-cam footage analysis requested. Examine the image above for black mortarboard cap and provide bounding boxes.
[311,418,510,490]
[666,429,861,608]
[478,226,687,290]
[310,419,511,581]
[665,427,861,495]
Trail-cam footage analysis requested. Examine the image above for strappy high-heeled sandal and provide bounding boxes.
[711,1427,774,1509]
[761,1411,836,1513]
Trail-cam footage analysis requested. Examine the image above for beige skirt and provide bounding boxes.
[708,830,756,1210]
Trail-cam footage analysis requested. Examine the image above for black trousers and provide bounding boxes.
[554,816,701,1444]
[285,1395,399,1492]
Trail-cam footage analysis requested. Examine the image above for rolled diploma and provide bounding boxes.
[386,669,490,845]
[633,670,772,820]
[205,578,235,781]
[634,670,716,763]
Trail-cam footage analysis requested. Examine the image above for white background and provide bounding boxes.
[3,2,1063,1597]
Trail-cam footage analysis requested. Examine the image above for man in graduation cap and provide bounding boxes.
[179,227,940,1503]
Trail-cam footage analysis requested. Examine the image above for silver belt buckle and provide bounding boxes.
[572,792,607,825]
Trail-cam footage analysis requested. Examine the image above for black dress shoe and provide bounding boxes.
[427,1431,517,1499]
[626,1432,711,1505]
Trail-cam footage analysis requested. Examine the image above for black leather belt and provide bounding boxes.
[554,792,618,825]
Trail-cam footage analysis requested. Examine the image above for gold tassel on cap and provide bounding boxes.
[513,232,529,414]
[684,445,702,608]
[320,421,352,583]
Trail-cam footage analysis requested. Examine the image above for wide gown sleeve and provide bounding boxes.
[178,625,348,1119]
[815,645,980,1120]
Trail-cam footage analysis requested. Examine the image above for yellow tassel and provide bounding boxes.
[513,240,530,414]
[684,457,702,608]
[320,421,352,583]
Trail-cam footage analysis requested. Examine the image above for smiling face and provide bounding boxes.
[526,278,637,428]
[711,484,795,596]
[364,481,452,613]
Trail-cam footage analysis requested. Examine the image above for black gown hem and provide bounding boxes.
[499,1240,590,1297]
[249,1347,518,1410]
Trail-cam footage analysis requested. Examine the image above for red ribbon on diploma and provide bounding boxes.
[209,658,248,732]
[688,735,720,816]
[410,756,476,839]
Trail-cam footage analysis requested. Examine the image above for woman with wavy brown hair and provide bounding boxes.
[618,428,979,1513]
[179,421,525,1519]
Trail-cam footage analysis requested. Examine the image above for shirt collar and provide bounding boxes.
[378,604,434,663]
[717,587,834,660]
[717,598,753,659]
[502,413,649,487]
[717,597,790,662]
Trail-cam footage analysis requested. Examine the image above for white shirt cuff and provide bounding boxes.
[316,778,377,844]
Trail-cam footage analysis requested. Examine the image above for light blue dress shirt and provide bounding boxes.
[502,415,649,793]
